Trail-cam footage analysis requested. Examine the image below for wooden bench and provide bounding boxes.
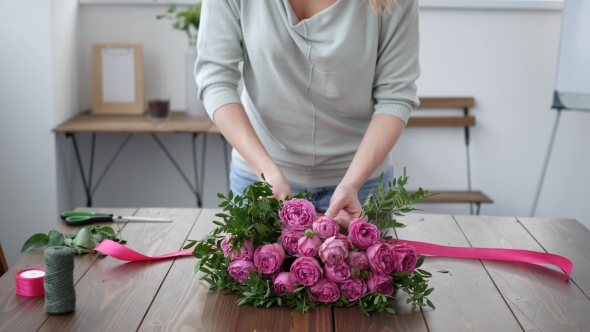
[407,97,493,215]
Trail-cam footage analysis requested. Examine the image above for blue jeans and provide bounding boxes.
[229,162,394,213]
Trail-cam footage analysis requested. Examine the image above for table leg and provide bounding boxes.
[192,133,202,207]
[151,133,201,207]
[66,133,133,207]
[463,107,474,215]
[200,133,207,203]
[67,133,93,207]
[91,133,133,197]
[220,135,230,192]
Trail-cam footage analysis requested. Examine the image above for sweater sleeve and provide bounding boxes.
[372,0,420,125]
[195,0,243,120]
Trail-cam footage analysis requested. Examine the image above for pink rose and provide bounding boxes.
[319,236,349,266]
[279,229,304,256]
[348,219,380,250]
[347,251,369,270]
[219,235,253,261]
[221,234,233,257]
[339,279,367,302]
[298,235,322,257]
[393,244,418,275]
[312,216,339,240]
[272,272,296,295]
[335,234,352,251]
[227,260,256,283]
[367,243,397,275]
[254,244,285,274]
[367,273,395,295]
[280,198,316,231]
[232,239,254,261]
[310,278,340,303]
[290,256,323,286]
[324,262,351,283]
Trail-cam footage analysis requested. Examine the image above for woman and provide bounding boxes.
[195,0,419,228]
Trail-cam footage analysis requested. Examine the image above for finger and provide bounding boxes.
[325,202,345,220]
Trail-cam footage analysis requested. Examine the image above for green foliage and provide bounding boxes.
[391,256,435,311]
[156,3,202,45]
[360,167,432,238]
[21,225,125,255]
[186,171,435,315]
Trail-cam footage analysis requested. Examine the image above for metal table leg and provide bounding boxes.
[220,135,230,192]
[151,133,202,207]
[463,107,474,215]
[67,133,132,207]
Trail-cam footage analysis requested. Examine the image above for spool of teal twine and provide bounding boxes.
[44,246,76,314]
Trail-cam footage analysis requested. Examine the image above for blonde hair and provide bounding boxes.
[366,0,399,13]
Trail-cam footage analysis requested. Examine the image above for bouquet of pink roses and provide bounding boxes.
[188,172,434,315]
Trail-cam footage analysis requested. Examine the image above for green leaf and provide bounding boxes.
[47,230,65,247]
[183,240,197,249]
[21,233,49,253]
[385,307,396,314]
[416,255,425,268]
[72,228,98,249]
[427,299,435,309]
[100,226,116,237]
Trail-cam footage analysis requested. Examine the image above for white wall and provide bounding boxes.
[0,1,59,267]
[53,0,81,218]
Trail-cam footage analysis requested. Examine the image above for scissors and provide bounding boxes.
[61,211,173,226]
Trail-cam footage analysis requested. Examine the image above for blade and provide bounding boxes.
[113,216,174,223]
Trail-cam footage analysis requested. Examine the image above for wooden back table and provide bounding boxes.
[1,209,589,331]
[53,112,226,208]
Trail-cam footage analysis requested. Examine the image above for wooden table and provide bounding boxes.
[53,112,227,208]
[1,209,589,331]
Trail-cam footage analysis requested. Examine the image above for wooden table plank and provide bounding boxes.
[38,208,200,332]
[396,214,522,332]
[455,215,590,331]
[0,208,136,332]
[334,291,428,332]
[235,305,333,332]
[517,217,590,299]
[138,209,241,332]
[53,111,213,134]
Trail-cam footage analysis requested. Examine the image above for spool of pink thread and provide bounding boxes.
[14,268,45,297]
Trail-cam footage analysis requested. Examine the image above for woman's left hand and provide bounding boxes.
[325,184,362,230]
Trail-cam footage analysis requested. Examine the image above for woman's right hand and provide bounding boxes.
[262,167,292,201]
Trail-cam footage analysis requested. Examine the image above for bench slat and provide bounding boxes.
[409,191,493,204]
[418,97,475,109]
[406,116,475,127]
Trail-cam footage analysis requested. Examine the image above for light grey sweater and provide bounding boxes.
[196,0,420,188]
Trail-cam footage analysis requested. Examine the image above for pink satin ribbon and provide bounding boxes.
[92,240,193,261]
[388,239,573,280]
[14,268,46,297]
[92,238,573,280]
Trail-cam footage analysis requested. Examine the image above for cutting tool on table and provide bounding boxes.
[60,211,173,226]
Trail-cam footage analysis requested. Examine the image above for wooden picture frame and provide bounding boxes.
[92,44,144,115]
